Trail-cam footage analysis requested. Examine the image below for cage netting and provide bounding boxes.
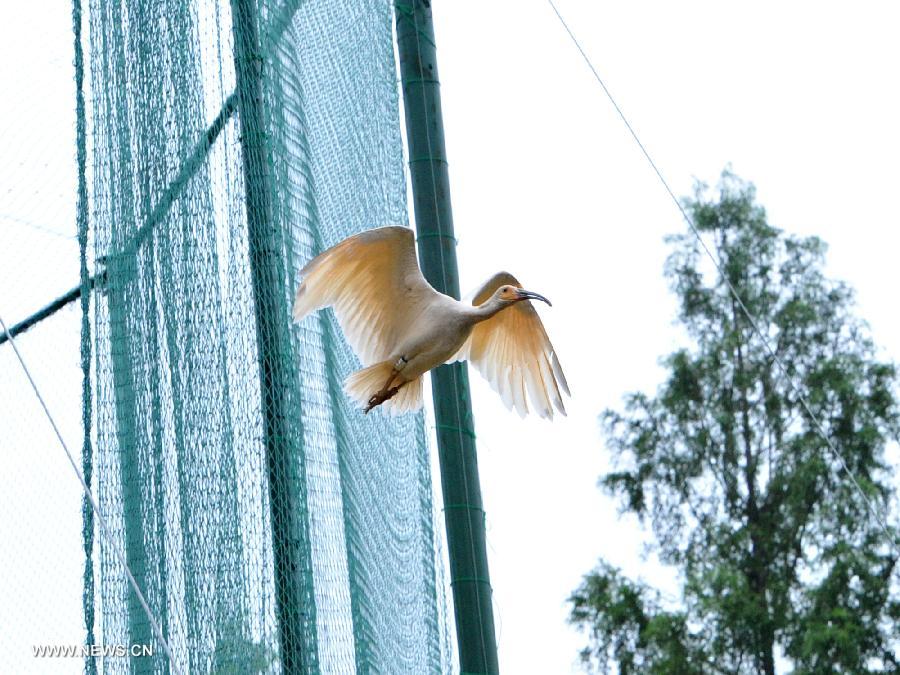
[77,0,452,672]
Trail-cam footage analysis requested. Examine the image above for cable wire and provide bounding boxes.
[0,314,183,674]
[545,0,899,553]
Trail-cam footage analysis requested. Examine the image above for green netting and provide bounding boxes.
[79,0,452,671]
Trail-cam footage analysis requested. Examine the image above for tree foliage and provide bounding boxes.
[570,171,900,674]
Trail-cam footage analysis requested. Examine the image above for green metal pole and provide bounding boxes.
[230,1,315,671]
[395,3,500,673]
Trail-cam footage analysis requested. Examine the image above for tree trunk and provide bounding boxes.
[725,245,776,675]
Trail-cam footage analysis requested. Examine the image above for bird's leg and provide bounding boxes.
[364,357,408,413]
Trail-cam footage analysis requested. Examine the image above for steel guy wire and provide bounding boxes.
[0,313,183,674]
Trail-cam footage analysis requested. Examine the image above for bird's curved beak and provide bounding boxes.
[516,288,552,307]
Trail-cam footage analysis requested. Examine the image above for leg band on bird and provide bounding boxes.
[365,356,410,412]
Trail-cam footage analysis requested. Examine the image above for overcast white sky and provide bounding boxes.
[2,1,900,674]
[434,1,900,672]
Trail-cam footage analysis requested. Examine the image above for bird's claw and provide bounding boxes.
[364,394,381,414]
[363,386,402,414]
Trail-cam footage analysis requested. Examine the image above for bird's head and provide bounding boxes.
[495,284,552,307]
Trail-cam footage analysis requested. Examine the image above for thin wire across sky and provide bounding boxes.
[546,0,899,558]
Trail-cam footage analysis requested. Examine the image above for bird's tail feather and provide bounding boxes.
[343,361,423,415]
[385,376,423,415]
[344,361,395,406]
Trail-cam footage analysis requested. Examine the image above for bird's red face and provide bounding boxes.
[497,285,552,306]
[497,285,520,302]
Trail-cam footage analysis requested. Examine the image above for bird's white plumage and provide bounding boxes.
[293,227,569,418]
[293,226,437,366]
[451,272,570,419]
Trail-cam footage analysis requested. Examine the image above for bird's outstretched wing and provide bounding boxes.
[453,272,570,419]
[293,226,436,366]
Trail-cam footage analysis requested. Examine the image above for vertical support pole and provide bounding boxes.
[395,2,500,673]
[230,1,313,671]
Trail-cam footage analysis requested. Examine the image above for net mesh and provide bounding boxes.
[1,0,452,672]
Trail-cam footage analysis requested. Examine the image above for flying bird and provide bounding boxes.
[292,226,569,418]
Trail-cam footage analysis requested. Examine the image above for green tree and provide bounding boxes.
[570,172,900,674]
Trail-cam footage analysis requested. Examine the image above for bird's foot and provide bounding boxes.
[364,385,402,414]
